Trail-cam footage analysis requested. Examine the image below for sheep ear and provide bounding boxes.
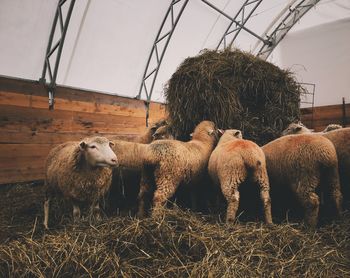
[79,141,87,150]
[218,129,224,136]
[207,129,214,135]
[295,126,302,132]
[109,141,114,147]
[234,131,241,137]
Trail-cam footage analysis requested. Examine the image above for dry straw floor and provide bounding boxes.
[0,182,349,277]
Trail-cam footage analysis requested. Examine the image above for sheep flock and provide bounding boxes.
[1,120,349,277]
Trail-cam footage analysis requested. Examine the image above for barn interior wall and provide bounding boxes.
[301,102,350,132]
[0,76,166,184]
[0,76,349,185]
[271,18,350,108]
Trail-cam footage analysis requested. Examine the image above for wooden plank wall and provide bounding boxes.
[1,75,348,184]
[0,77,166,184]
[301,103,350,131]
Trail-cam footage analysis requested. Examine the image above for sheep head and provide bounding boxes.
[281,121,312,136]
[191,120,220,143]
[152,125,174,140]
[322,124,342,133]
[79,136,118,168]
[217,129,242,144]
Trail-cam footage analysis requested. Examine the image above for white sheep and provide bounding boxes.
[208,129,272,224]
[282,123,350,208]
[44,136,117,229]
[262,133,342,227]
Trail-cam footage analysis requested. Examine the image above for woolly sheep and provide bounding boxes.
[323,124,343,133]
[108,119,173,214]
[152,125,174,140]
[262,134,342,227]
[282,123,350,207]
[281,122,342,136]
[208,129,272,224]
[137,119,169,144]
[43,136,117,229]
[128,120,219,217]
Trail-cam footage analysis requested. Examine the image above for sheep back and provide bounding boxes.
[209,139,265,185]
[262,134,338,186]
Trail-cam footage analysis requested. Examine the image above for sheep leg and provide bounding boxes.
[327,167,343,217]
[43,198,50,230]
[296,188,320,228]
[137,171,152,218]
[331,187,343,218]
[221,182,240,222]
[255,169,273,224]
[92,202,102,220]
[151,180,177,218]
[73,204,81,222]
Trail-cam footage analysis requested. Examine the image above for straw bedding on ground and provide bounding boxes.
[0,182,349,277]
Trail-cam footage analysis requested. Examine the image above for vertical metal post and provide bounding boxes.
[40,0,76,110]
[342,97,346,127]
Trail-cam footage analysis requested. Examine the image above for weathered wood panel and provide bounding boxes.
[0,76,166,184]
[301,103,350,131]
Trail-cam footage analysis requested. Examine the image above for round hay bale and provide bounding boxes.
[164,49,304,145]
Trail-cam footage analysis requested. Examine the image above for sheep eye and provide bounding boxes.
[90,145,97,149]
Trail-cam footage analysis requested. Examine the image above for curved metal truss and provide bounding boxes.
[218,0,264,50]
[40,0,321,111]
[40,0,76,109]
[137,0,189,102]
[202,0,270,49]
[207,0,266,50]
[256,0,321,60]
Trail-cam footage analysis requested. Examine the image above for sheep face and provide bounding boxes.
[281,122,312,136]
[149,119,168,134]
[152,125,174,140]
[79,137,117,167]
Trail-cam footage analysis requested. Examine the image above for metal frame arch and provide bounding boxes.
[40,0,76,109]
[202,0,270,48]
[137,0,189,103]
[216,0,264,50]
[256,0,321,60]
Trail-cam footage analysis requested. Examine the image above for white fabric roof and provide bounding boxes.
[0,0,349,107]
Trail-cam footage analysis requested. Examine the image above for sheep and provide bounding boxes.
[43,136,117,229]
[262,133,343,227]
[135,120,219,218]
[323,124,343,133]
[108,119,172,214]
[208,129,272,224]
[137,119,169,144]
[323,128,350,207]
[281,121,312,136]
[282,123,350,208]
[281,122,342,136]
[152,125,174,140]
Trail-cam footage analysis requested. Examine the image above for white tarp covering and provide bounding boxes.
[0,0,349,106]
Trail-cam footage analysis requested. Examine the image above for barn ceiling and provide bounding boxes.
[0,0,349,106]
